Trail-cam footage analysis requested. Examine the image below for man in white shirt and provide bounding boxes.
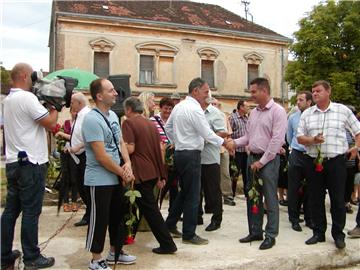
[68,92,91,226]
[297,80,360,249]
[1,63,57,269]
[165,77,231,245]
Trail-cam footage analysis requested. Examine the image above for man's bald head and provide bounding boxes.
[71,92,88,113]
[10,63,33,90]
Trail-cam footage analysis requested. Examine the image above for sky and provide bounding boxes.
[0,0,322,71]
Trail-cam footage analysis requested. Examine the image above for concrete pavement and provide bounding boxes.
[4,195,360,270]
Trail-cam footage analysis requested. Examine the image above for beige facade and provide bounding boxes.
[50,6,290,112]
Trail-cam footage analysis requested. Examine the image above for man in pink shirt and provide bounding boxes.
[228,77,287,250]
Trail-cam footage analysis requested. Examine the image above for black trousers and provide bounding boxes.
[235,152,248,196]
[86,185,125,253]
[159,166,178,212]
[60,152,78,203]
[69,152,90,222]
[198,163,223,224]
[287,149,312,224]
[135,179,176,250]
[304,154,346,240]
[345,166,356,203]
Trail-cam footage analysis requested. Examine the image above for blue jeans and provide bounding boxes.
[166,150,201,240]
[1,162,47,263]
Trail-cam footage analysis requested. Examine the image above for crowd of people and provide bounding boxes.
[1,62,360,270]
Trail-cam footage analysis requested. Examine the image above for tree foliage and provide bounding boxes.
[285,1,360,111]
[1,66,11,95]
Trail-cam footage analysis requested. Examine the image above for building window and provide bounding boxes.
[201,60,214,88]
[139,55,154,84]
[94,52,109,78]
[89,37,115,78]
[136,42,178,87]
[247,64,259,88]
[243,52,264,91]
[197,47,219,90]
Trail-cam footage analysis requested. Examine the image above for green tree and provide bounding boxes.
[1,66,11,95]
[285,1,360,111]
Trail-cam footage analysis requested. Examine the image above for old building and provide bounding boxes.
[49,0,291,111]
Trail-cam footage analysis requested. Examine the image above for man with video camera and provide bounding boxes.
[1,63,57,269]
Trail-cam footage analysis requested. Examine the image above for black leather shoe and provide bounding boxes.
[224,198,236,206]
[291,223,302,232]
[259,237,276,250]
[24,254,55,270]
[182,235,209,245]
[205,222,221,232]
[305,234,325,245]
[239,234,263,243]
[74,219,88,227]
[152,247,177,254]
[334,238,345,249]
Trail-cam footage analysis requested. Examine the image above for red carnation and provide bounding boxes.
[125,235,135,245]
[51,123,61,135]
[251,204,259,214]
[315,163,323,172]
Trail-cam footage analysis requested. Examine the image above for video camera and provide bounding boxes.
[31,71,78,112]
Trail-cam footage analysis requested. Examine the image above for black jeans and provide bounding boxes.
[198,163,223,225]
[287,149,312,224]
[159,166,178,212]
[304,154,346,240]
[70,152,90,221]
[235,152,248,196]
[60,152,77,203]
[166,150,201,240]
[1,162,47,263]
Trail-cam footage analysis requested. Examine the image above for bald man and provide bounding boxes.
[69,92,92,227]
[1,63,57,269]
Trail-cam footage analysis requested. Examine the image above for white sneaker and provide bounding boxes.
[88,259,111,270]
[106,250,136,265]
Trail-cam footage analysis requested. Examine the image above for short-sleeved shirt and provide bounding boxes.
[82,109,121,186]
[201,105,226,165]
[297,102,360,158]
[122,115,166,183]
[4,88,49,164]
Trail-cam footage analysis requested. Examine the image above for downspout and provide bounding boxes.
[281,47,284,105]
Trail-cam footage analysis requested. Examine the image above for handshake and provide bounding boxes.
[223,137,236,154]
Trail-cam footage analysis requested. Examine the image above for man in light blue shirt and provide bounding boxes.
[165,77,231,245]
[199,102,227,232]
[287,91,313,232]
[82,78,136,270]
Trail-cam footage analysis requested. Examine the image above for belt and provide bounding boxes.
[293,149,306,154]
[306,154,345,162]
[249,152,264,157]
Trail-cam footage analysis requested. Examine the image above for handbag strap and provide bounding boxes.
[153,115,168,138]
[93,108,123,161]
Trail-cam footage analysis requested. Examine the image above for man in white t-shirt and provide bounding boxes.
[1,63,58,269]
[68,92,91,227]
